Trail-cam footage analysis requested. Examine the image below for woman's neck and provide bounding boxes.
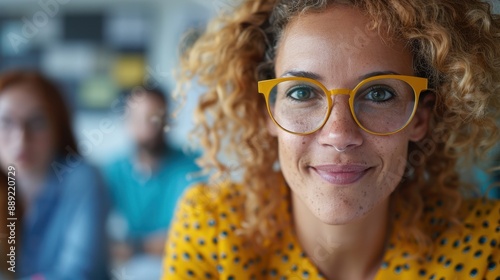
[292,193,391,280]
[134,148,163,174]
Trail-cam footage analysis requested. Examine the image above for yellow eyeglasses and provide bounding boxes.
[258,75,428,136]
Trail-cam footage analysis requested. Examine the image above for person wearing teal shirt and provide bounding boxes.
[103,87,201,279]
[104,148,200,239]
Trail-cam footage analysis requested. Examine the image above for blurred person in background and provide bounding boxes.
[0,70,109,279]
[103,87,200,279]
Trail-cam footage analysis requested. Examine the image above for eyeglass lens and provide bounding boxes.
[268,78,416,134]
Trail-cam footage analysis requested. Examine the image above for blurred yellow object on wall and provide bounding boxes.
[113,55,146,88]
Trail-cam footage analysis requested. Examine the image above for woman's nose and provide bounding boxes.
[317,95,363,151]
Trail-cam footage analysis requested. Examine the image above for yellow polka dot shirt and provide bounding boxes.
[162,181,500,279]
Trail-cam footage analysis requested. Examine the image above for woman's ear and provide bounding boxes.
[409,92,435,142]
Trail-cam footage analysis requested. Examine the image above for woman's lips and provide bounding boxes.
[310,164,372,185]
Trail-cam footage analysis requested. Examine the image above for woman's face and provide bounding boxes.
[0,84,56,176]
[269,6,430,224]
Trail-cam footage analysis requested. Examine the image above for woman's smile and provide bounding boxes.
[309,164,373,185]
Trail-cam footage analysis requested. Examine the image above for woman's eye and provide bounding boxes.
[286,86,313,101]
[364,87,395,102]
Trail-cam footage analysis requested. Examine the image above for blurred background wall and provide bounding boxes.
[0,0,499,166]
[0,0,235,165]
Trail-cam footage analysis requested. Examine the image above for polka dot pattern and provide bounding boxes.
[379,199,500,280]
[162,182,500,279]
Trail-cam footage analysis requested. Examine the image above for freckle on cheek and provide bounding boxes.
[302,141,306,145]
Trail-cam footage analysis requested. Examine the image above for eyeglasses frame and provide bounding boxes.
[257,74,429,136]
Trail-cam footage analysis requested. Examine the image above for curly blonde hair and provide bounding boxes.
[176,0,500,251]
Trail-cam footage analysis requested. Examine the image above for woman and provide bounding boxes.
[163,0,500,279]
[0,70,109,279]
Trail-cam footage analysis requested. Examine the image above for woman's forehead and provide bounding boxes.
[275,5,414,85]
[0,84,45,113]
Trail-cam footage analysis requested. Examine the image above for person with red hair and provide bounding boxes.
[0,70,109,279]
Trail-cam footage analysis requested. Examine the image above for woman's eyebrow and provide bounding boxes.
[280,70,401,82]
[280,70,323,80]
[358,71,399,81]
